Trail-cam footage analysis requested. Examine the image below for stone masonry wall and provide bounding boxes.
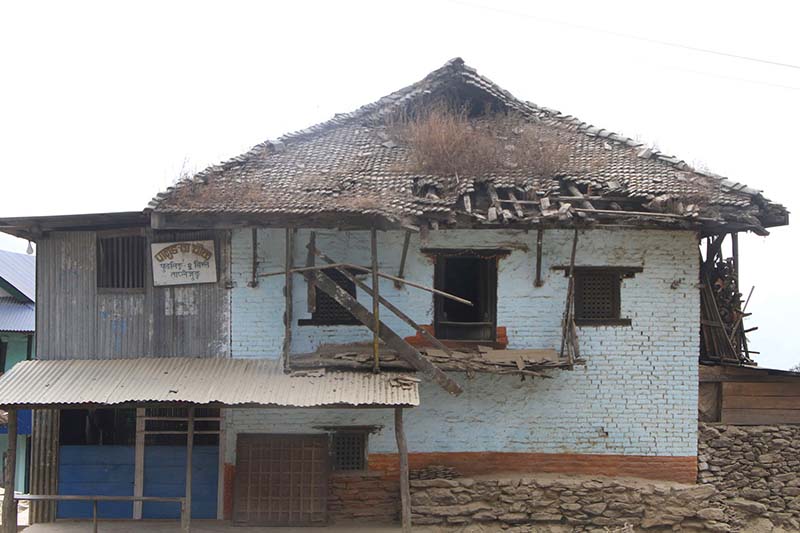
[227,227,699,461]
[698,423,800,529]
[410,476,772,532]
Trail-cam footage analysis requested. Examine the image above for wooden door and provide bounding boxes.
[233,434,329,526]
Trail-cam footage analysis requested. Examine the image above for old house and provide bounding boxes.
[0,58,789,530]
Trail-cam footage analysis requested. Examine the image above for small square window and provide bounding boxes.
[572,268,634,326]
[330,431,367,471]
[97,235,147,290]
[299,268,360,326]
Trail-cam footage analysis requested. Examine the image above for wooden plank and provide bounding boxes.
[308,270,462,395]
[133,407,145,519]
[306,232,316,313]
[700,364,800,383]
[394,230,412,289]
[312,248,456,357]
[723,382,800,397]
[507,190,525,218]
[371,229,380,373]
[282,228,294,371]
[723,395,800,410]
[535,228,544,287]
[395,407,411,533]
[722,408,800,425]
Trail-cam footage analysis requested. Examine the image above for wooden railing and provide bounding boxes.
[13,494,188,533]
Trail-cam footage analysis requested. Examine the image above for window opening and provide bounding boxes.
[97,235,147,289]
[434,254,497,341]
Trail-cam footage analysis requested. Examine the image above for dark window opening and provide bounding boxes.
[434,254,497,341]
[60,408,136,445]
[330,431,367,472]
[97,235,147,290]
[573,269,631,326]
[144,406,220,446]
[299,268,360,326]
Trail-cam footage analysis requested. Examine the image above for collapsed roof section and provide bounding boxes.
[148,58,787,235]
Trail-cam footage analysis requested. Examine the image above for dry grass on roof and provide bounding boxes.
[387,104,569,185]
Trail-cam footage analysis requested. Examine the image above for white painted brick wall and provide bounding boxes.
[227,228,699,462]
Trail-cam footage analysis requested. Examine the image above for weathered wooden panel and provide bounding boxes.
[723,382,800,397]
[698,382,721,423]
[36,228,230,360]
[723,395,800,410]
[722,408,800,425]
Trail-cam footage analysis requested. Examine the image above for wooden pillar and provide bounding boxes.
[371,229,380,373]
[534,228,544,287]
[282,227,294,372]
[731,232,739,289]
[184,406,194,532]
[394,407,411,532]
[2,409,18,533]
[394,230,412,289]
[133,408,145,519]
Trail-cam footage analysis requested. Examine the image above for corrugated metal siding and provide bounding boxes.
[35,230,231,360]
[0,357,419,407]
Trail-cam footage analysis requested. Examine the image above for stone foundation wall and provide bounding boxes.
[699,423,800,529]
[411,477,764,532]
[328,472,398,523]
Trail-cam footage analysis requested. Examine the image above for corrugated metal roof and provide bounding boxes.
[0,357,419,407]
[0,249,35,302]
[0,298,35,332]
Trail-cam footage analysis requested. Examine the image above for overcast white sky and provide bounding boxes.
[1,0,797,368]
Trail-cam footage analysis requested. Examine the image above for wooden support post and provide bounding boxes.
[184,406,194,533]
[731,232,739,289]
[282,228,294,373]
[560,229,579,363]
[249,227,259,287]
[306,232,317,313]
[92,499,98,533]
[307,270,463,395]
[394,407,411,533]
[2,409,18,533]
[394,230,412,289]
[133,408,145,519]
[371,229,380,373]
[535,228,544,287]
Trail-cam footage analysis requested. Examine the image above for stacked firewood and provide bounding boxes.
[700,256,753,364]
[410,465,460,480]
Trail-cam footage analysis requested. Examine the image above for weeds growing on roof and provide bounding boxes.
[386,102,568,189]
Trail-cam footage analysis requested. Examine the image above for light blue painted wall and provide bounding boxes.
[227,228,699,460]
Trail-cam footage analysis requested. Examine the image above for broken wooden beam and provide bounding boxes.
[311,247,457,357]
[307,270,463,395]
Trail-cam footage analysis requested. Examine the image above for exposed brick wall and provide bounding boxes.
[228,227,699,460]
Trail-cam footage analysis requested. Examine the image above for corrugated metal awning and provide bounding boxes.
[0,357,419,408]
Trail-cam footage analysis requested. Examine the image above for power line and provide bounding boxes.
[450,0,800,71]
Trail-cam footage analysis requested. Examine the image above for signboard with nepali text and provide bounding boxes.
[151,240,217,286]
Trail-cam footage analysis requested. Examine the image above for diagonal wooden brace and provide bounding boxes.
[306,270,463,396]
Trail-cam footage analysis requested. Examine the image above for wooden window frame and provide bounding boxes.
[429,249,505,342]
[298,267,361,326]
[555,266,641,326]
[329,430,369,473]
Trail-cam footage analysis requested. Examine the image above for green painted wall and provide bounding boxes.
[1,331,33,492]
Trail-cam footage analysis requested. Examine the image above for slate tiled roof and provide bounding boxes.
[149,58,786,230]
